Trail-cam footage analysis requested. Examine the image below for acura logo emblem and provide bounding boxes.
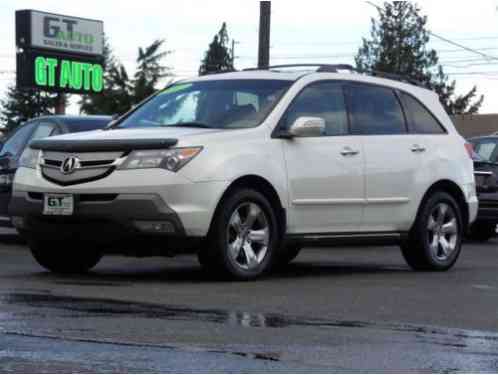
[60,156,80,175]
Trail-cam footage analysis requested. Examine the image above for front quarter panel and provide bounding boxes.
[179,130,289,209]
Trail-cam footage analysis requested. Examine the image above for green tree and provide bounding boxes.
[0,85,61,131]
[355,1,483,114]
[199,22,234,76]
[80,38,133,115]
[80,38,170,115]
[133,39,171,104]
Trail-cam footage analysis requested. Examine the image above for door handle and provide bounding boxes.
[340,147,359,156]
[410,144,426,153]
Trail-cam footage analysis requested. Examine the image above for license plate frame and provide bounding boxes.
[43,193,74,216]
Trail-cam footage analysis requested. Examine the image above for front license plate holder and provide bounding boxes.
[43,194,74,216]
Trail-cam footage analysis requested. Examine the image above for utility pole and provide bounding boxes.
[258,1,271,69]
[231,39,239,63]
[55,93,65,114]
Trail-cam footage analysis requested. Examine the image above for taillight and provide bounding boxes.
[464,142,474,159]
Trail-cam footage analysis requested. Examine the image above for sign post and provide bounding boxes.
[15,10,104,112]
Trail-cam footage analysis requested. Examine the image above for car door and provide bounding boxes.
[345,83,422,231]
[279,81,365,234]
[0,122,38,220]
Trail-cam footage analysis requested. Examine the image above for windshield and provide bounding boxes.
[116,79,292,129]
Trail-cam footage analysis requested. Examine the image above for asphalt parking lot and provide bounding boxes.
[1,237,498,372]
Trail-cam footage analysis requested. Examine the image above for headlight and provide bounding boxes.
[19,147,40,169]
[118,147,202,172]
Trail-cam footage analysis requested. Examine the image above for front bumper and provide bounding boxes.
[9,191,192,243]
[12,167,229,238]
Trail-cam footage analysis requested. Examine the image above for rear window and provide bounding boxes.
[400,93,445,134]
[64,118,111,133]
[474,140,498,163]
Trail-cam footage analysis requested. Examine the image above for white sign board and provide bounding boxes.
[29,10,103,56]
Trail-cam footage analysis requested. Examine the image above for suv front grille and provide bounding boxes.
[40,151,125,186]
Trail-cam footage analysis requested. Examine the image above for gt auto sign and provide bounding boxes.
[16,10,104,94]
[16,10,103,56]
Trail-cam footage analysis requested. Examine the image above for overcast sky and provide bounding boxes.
[0,0,497,114]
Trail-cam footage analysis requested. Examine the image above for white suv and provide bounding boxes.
[10,65,478,280]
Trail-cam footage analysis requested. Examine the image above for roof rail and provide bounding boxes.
[243,63,426,88]
[243,64,355,73]
[367,70,425,88]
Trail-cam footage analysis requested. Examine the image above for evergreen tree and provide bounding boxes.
[0,85,61,131]
[80,38,170,115]
[199,23,234,76]
[133,39,171,104]
[79,38,133,115]
[356,1,483,114]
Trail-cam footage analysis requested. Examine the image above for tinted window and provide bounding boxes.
[400,93,445,134]
[30,122,57,140]
[64,118,111,132]
[0,123,36,157]
[348,85,406,135]
[117,80,292,129]
[282,82,348,136]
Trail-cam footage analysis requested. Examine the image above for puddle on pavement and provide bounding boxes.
[3,292,498,346]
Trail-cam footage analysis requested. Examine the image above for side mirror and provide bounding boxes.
[288,117,326,138]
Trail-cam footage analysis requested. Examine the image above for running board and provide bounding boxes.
[285,232,407,247]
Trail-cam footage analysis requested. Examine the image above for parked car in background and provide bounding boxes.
[0,115,112,228]
[468,136,498,241]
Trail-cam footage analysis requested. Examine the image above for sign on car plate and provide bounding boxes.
[43,194,74,216]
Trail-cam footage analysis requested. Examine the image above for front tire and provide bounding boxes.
[202,188,280,280]
[401,192,463,271]
[29,239,102,274]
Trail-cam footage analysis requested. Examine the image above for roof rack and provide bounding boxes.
[243,63,425,88]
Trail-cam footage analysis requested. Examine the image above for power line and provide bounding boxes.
[365,1,498,62]
[428,32,498,62]
[446,71,498,75]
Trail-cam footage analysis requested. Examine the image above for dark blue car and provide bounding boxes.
[0,115,111,228]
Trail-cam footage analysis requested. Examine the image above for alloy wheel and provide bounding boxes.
[226,202,270,270]
[427,202,459,261]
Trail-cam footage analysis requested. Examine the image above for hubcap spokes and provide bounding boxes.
[427,203,459,261]
[227,202,269,270]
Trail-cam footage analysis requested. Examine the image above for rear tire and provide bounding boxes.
[201,188,280,280]
[467,222,496,242]
[401,191,463,271]
[29,239,102,274]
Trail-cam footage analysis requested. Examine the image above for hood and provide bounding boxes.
[48,126,223,141]
[29,127,224,153]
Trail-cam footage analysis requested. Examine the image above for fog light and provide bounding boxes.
[11,216,24,229]
[134,220,175,233]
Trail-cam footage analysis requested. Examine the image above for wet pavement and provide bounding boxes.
[1,239,498,372]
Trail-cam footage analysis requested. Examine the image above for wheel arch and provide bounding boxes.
[416,179,469,231]
[209,174,287,237]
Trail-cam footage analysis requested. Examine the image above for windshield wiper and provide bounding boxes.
[163,122,213,129]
